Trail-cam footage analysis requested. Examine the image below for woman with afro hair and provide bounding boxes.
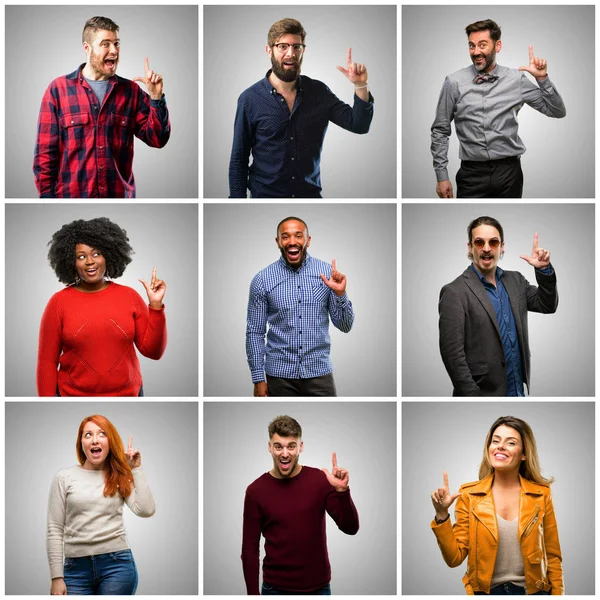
[37,217,167,396]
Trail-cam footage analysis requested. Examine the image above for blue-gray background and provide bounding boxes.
[402,5,594,198]
[203,5,397,198]
[402,203,595,397]
[203,203,397,396]
[5,203,198,397]
[5,5,198,198]
[5,401,199,594]
[204,401,397,595]
[402,402,595,595]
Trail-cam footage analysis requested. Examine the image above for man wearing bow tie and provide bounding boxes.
[430,19,566,199]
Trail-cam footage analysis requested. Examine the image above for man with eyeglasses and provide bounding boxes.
[229,18,374,198]
[438,216,558,396]
[431,19,566,198]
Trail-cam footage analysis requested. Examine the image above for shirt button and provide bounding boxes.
[298,315,301,319]
[281,99,284,102]
[99,166,103,170]
[292,176,295,180]
[100,186,104,191]
[122,120,125,124]
[71,120,74,125]
[99,145,103,150]
[292,195,295,198]
[291,157,295,161]
[299,331,302,335]
[290,136,294,140]
[300,346,303,349]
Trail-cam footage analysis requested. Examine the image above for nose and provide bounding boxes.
[85,255,95,265]
[284,46,295,58]
[282,448,289,457]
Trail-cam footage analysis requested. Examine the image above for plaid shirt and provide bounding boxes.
[34,64,170,198]
[246,254,354,382]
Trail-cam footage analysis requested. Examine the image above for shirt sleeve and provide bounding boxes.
[37,295,62,397]
[543,490,564,594]
[33,84,60,198]
[125,468,156,517]
[241,487,262,595]
[325,487,359,535]
[132,290,167,360]
[520,74,566,118]
[229,93,253,198]
[328,291,354,333]
[327,88,374,134]
[134,87,171,148]
[47,471,67,579]
[430,491,470,568]
[431,76,458,182]
[246,273,268,383]
[523,267,559,314]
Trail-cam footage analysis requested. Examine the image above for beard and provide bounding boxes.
[279,244,308,269]
[88,49,118,79]
[270,53,302,82]
[472,48,496,72]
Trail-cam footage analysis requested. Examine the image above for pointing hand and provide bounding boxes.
[431,470,460,517]
[320,259,347,297]
[125,435,142,469]
[518,45,548,80]
[322,452,349,492]
[139,266,167,309]
[133,57,164,99]
[336,47,368,86]
[519,232,551,268]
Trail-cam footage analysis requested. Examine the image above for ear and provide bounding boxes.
[275,236,281,248]
[268,441,272,452]
[83,41,91,56]
[496,40,502,54]
[299,441,304,453]
[266,44,272,57]
[306,235,311,248]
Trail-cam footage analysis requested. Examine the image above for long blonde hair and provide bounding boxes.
[478,416,554,485]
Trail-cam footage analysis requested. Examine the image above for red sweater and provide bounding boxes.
[241,465,359,595]
[37,282,166,396]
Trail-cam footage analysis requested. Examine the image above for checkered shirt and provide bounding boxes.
[33,64,170,198]
[246,254,354,382]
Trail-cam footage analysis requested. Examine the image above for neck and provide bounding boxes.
[81,460,104,471]
[81,62,110,81]
[493,469,521,488]
[270,463,302,479]
[268,71,297,94]
[483,62,497,74]
[76,280,110,293]
[472,262,497,285]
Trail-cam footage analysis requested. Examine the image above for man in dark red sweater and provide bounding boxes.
[241,415,359,595]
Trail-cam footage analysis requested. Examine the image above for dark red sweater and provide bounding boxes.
[37,283,166,396]
[241,465,359,595]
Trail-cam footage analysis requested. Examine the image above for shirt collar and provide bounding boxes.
[471,263,503,282]
[262,69,304,95]
[75,63,118,86]
[278,252,312,271]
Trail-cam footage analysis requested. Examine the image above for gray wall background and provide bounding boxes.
[5,401,199,594]
[402,402,595,595]
[402,5,594,198]
[204,401,397,595]
[5,204,198,397]
[204,203,397,396]
[6,5,198,198]
[402,203,595,397]
[204,5,397,198]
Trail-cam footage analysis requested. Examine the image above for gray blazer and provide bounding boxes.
[438,266,558,396]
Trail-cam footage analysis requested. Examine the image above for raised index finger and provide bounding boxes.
[145,56,150,75]
[128,435,133,450]
[332,452,338,468]
[347,47,352,66]
[532,232,539,252]
[332,259,337,272]
[443,469,449,490]
[528,44,534,62]
[152,266,157,285]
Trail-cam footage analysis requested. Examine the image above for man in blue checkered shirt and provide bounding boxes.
[246,217,355,396]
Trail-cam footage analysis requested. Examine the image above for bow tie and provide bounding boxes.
[473,73,499,84]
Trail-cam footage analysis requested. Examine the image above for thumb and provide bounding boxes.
[450,492,461,503]
[518,66,529,72]
[320,273,330,285]
[132,76,147,83]
[519,254,531,263]
[322,467,331,476]
[139,278,151,292]
[336,66,348,75]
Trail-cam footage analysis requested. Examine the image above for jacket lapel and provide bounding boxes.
[462,267,501,341]
[469,474,498,541]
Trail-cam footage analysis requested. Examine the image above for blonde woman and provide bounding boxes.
[430,416,563,595]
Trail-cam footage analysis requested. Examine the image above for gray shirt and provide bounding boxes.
[431,64,566,182]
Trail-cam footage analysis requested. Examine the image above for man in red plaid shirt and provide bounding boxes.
[33,16,171,198]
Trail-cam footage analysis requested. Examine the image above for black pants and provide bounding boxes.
[266,373,337,396]
[457,157,523,198]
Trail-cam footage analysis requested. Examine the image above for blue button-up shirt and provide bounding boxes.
[246,254,354,382]
[471,264,524,396]
[229,71,374,198]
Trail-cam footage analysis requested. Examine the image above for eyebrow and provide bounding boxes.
[492,435,519,441]
[100,38,120,44]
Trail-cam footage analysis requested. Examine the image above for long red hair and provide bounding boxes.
[76,415,133,498]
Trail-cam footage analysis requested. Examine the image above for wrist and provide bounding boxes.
[535,75,548,81]
[354,82,368,90]
[150,93,163,101]
[435,510,449,522]
[149,301,163,310]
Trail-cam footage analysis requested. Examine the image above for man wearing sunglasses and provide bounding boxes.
[438,216,558,396]
[431,19,566,198]
[229,18,374,198]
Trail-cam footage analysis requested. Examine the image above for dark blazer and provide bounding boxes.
[438,265,558,396]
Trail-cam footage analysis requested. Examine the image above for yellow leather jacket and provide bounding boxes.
[431,474,564,595]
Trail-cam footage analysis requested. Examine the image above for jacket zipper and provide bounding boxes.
[521,505,540,539]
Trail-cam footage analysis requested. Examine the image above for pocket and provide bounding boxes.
[110,550,133,562]
[467,363,488,377]
[59,112,91,151]
[111,113,132,152]
[64,557,75,570]
[310,281,330,305]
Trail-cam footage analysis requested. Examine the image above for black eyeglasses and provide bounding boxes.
[472,238,501,249]
[272,43,306,53]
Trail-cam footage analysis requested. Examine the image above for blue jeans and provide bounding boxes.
[261,582,331,595]
[63,550,138,595]
[475,582,549,595]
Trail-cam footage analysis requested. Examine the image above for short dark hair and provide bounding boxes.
[82,16,119,45]
[47,217,134,284]
[268,415,302,439]
[465,19,501,44]
[467,216,504,244]
[268,18,306,46]
[276,216,309,238]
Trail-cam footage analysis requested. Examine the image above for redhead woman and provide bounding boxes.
[37,217,167,396]
[430,416,563,595]
[47,415,155,595]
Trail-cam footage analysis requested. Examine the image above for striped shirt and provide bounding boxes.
[246,254,354,382]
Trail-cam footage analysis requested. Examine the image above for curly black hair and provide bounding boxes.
[47,217,134,284]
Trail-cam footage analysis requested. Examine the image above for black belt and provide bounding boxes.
[461,156,520,167]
